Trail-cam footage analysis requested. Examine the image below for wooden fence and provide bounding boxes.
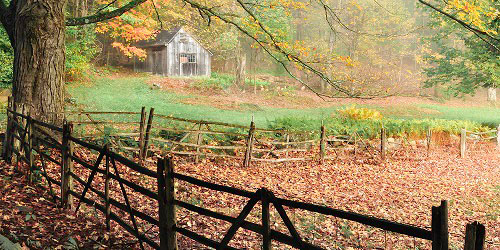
[62,107,411,165]
[460,126,500,158]
[1,107,488,250]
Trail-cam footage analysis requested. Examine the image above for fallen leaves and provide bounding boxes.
[1,139,498,249]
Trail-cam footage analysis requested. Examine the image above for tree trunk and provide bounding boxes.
[487,87,496,102]
[12,0,66,124]
[235,41,246,87]
[434,85,441,98]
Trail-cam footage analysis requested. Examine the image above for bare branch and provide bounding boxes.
[151,0,163,30]
[235,0,353,96]
[182,0,343,98]
[66,0,147,26]
[318,0,423,38]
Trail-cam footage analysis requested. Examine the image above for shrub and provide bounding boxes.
[192,72,271,91]
[0,27,13,87]
[0,50,13,87]
[245,78,270,87]
[192,72,234,91]
[269,115,489,139]
[337,105,383,120]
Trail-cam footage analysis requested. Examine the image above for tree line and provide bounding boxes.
[0,0,498,123]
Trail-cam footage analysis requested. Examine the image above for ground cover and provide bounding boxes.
[0,161,134,249]
[1,139,498,249]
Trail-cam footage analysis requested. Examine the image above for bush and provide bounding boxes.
[0,27,13,87]
[192,72,234,91]
[268,115,489,139]
[192,72,271,91]
[338,105,383,120]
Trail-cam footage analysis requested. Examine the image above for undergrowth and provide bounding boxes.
[192,72,270,91]
[268,115,489,139]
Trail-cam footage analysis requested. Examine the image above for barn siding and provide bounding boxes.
[146,48,153,72]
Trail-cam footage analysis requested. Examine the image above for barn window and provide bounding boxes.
[179,32,188,43]
[180,53,196,63]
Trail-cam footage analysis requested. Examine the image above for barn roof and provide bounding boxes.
[136,27,213,55]
[136,27,182,48]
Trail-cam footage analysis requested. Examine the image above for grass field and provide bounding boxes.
[68,76,338,126]
[67,76,500,129]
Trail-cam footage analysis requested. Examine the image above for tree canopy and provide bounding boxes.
[420,0,499,97]
[0,0,498,122]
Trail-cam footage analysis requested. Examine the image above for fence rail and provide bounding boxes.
[164,158,440,250]
[33,106,500,165]
[1,104,488,250]
[60,107,401,165]
[460,126,500,158]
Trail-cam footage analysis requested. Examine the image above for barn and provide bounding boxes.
[134,27,212,76]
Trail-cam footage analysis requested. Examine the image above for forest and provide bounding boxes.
[0,0,498,249]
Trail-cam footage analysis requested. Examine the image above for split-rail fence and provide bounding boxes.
[61,107,440,165]
[1,106,487,250]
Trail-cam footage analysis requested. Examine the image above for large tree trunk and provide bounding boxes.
[12,0,66,124]
[487,87,496,102]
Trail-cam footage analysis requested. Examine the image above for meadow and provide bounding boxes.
[66,75,499,139]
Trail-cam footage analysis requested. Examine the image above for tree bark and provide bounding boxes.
[487,87,496,102]
[235,40,246,87]
[12,0,66,124]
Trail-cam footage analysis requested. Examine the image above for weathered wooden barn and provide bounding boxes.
[134,27,212,76]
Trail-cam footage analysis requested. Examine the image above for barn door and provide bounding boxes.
[153,49,162,75]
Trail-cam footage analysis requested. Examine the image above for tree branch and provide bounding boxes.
[418,0,500,52]
[65,0,147,26]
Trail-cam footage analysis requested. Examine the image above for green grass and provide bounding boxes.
[68,76,333,126]
[67,76,499,136]
[418,104,500,127]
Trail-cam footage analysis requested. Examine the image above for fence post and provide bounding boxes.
[460,128,466,158]
[104,145,111,231]
[77,112,82,137]
[285,134,290,159]
[426,128,432,157]
[464,221,485,250]
[353,132,357,157]
[27,113,34,183]
[243,119,255,168]
[2,96,13,162]
[320,122,326,164]
[195,123,203,163]
[157,157,178,250]
[61,121,74,209]
[431,200,449,250]
[138,107,146,162]
[261,188,272,250]
[381,127,387,161]
[141,108,154,162]
[496,124,500,149]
